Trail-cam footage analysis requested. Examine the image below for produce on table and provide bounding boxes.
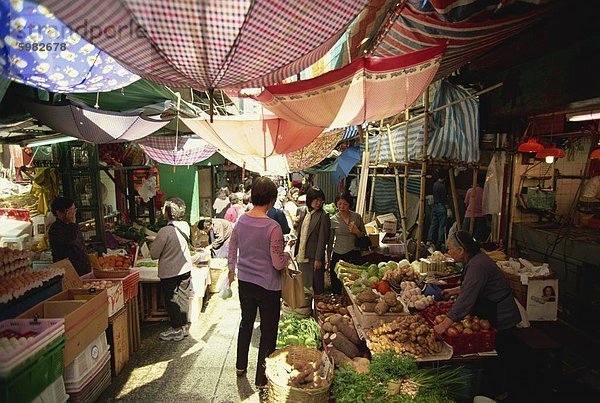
[288,360,329,389]
[331,351,469,403]
[135,261,158,268]
[419,301,455,324]
[428,251,446,263]
[356,288,404,315]
[81,280,117,290]
[336,260,416,296]
[382,259,421,289]
[399,281,434,310]
[315,294,349,316]
[96,255,132,269]
[276,316,321,349]
[267,346,331,390]
[436,314,492,336]
[322,313,362,359]
[366,315,444,358]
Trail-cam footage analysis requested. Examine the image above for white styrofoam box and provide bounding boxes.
[32,375,69,403]
[64,332,110,384]
[65,350,110,393]
[0,218,32,237]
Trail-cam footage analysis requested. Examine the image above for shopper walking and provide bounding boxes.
[228,177,290,389]
[328,191,366,294]
[427,173,448,250]
[150,198,194,341]
[463,179,490,243]
[295,186,330,295]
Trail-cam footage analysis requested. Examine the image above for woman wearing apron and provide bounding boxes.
[434,231,520,401]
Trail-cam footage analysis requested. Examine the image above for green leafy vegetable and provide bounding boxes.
[276,316,321,349]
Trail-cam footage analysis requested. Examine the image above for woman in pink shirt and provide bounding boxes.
[228,177,290,390]
[463,178,490,243]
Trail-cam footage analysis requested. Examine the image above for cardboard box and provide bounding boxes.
[369,233,380,248]
[382,219,397,234]
[107,307,129,376]
[375,213,397,226]
[18,289,108,365]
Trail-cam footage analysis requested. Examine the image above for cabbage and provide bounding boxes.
[378,262,387,269]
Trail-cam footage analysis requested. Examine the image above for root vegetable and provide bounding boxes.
[374,300,389,315]
[357,289,378,303]
[328,346,352,368]
[383,291,397,307]
[322,322,334,333]
[329,316,360,345]
[360,302,377,312]
[330,332,359,358]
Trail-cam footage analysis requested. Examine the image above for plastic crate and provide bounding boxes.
[66,358,111,402]
[0,336,65,403]
[81,269,140,302]
[443,329,498,355]
[64,332,109,385]
[65,349,110,393]
[32,375,68,403]
[0,208,31,222]
[0,318,65,376]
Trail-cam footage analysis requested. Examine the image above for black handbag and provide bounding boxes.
[355,234,372,249]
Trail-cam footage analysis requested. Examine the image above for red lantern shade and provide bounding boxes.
[536,147,565,159]
[517,138,544,153]
[591,148,600,159]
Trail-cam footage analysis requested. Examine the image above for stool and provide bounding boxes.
[0,234,30,250]
[513,327,563,391]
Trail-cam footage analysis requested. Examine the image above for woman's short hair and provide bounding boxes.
[451,230,480,255]
[306,186,325,210]
[164,197,186,221]
[229,193,239,204]
[50,197,75,215]
[197,217,212,230]
[335,191,353,207]
[251,177,277,206]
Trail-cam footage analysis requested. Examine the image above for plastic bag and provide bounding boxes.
[217,271,232,299]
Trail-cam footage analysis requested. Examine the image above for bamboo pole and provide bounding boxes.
[356,127,370,217]
[367,130,383,219]
[469,166,477,234]
[448,168,461,231]
[387,125,409,259]
[416,86,430,259]
[403,109,409,221]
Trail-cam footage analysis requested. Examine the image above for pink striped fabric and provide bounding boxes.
[137,135,216,166]
[40,0,369,90]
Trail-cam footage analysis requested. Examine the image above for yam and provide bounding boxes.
[330,332,359,358]
[328,346,353,368]
[357,289,378,303]
[389,304,404,313]
[322,322,334,333]
[361,302,377,312]
[338,307,348,315]
[375,300,389,315]
[329,315,360,345]
[383,291,397,307]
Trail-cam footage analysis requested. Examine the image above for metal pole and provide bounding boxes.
[416,86,430,259]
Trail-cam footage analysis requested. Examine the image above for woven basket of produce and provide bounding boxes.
[93,268,131,278]
[265,346,333,403]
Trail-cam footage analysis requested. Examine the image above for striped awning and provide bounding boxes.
[38,0,369,90]
[22,99,169,144]
[372,1,552,80]
[368,80,479,163]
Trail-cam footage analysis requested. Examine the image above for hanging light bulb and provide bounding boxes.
[545,156,555,164]
[536,145,565,163]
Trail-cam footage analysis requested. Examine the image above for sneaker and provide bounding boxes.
[160,328,184,341]
[182,324,190,337]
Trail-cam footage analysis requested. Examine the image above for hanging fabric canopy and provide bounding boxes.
[367,80,479,163]
[181,114,324,171]
[217,127,345,176]
[255,45,445,128]
[38,0,369,90]
[137,135,216,166]
[0,0,139,92]
[21,99,170,144]
[306,146,362,184]
[372,2,552,80]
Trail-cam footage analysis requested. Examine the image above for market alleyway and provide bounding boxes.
[99,283,263,403]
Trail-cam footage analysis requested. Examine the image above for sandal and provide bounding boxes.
[236,368,247,377]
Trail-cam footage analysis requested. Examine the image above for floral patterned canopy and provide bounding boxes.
[0,0,139,92]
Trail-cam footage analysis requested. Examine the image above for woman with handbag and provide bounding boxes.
[228,177,290,390]
[150,197,195,342]
[327,191,367,294]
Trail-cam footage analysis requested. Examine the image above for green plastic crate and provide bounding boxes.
[0,336,65,403]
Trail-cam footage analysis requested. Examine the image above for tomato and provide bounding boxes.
[376,281,390,294]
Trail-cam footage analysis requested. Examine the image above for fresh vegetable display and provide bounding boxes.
[96,255,132,269]
[337,260,414,297]
[322,313,363,359]
[267,347,331,390]
[315,293,350,316]
[276,316,321,349]
[366,315,444,358]
[435,314,491,336]
[355,289,404,315]
[135,261,158,268]
[331,351,469,403]
[398,281,434,310]
[382,259,421,289]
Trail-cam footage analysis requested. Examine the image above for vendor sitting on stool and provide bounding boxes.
[47,197,91,276]
[197,217,233,259]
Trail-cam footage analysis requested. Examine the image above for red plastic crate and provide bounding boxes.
[0,209,30,222]
[443,328,498,355]
[81,269,139,302]
[419,301,455,325]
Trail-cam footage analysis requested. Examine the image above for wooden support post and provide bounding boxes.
[387,125,409,259]
[416,87,430,259]
[448,168,461,231]
[367,131,383,220]
[469,166,477,234]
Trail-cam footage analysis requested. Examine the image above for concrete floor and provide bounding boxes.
[99,283,264,402]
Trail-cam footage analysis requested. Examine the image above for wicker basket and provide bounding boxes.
[501,268,554,306]
[93,268,130,278]
[265,346,333,403]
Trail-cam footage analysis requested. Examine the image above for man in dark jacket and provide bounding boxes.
[48,197,91,276]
